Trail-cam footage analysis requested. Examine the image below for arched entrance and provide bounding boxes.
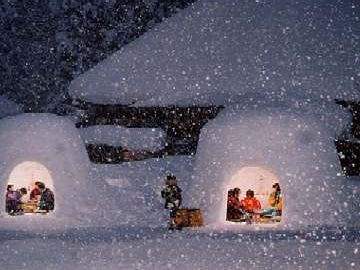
[225,166,283,224]
[5,161,55,215]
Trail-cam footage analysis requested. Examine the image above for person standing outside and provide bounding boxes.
[161,175,182,230]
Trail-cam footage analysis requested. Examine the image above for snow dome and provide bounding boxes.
[0,114,95,227]
[187,101,354,228]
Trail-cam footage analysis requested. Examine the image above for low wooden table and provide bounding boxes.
[19,202,37,213]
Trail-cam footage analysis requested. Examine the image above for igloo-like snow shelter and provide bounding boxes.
[0,114,95,226]
[187,101,354,228]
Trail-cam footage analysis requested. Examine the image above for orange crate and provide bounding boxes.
[175,208,203,227]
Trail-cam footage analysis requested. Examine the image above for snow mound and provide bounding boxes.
[0,114,95,228]
[0,114,140,230]
[187,101,358,228]
[79,126,165,151]
[0,112,194,230]
[69,0,359,106]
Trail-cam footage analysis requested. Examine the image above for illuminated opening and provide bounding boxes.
[5,161,55,216]
[225,166,283,225]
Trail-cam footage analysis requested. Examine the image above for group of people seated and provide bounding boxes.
[5,181,55,215]
[226,182,282,223]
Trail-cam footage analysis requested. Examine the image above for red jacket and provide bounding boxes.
[240,197,261,212]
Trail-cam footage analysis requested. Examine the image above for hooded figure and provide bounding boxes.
[161,175,182,230]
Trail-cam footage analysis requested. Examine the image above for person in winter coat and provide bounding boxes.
[5,184,17,215]
[241,189,261,213]
[29,181,41,201]
[268,183,282,215]
[161,175,182,230]
[226,188,245,220]
[15,187,28,213]
[36,182,55,211]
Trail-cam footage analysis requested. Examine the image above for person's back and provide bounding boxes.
[39,188,55,211]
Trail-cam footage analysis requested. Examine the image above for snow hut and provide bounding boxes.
[0,114,92,221]
[188,102,353,228]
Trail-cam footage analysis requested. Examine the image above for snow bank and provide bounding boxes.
[79,125,165,151]
[0,95,22,118]
[69,0,359,106]
[187,102,358,228]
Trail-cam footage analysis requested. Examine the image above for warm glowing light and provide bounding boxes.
[7,161,54,201]
[221,166,282,225]
[228,166,280,208]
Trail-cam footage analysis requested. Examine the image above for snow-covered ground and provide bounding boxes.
[1,154,359,269]
[0,225,359,270]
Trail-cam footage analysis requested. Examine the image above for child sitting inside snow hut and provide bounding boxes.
[5,184,17,215]
[240,189,261,213]
[226,188,245,220]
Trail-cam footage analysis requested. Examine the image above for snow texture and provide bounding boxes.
[0,228,360,270]
[0,95,22,118]
[0,114,139,230]
[79,125,165,151]
[187,102,359,228]
[69,0,359,106]
[0,113,193,231]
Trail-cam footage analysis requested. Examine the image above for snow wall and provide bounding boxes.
[187,101,357,228]
[69,0,358,106]
[0,114,99,228]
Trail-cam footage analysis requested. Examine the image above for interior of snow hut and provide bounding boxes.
[226,166,282,224]
[5,161,55,215]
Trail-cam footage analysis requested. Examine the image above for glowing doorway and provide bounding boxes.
[226,166,283,224]
[6,161,55,215]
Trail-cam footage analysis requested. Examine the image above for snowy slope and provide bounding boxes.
[69,0,359,106]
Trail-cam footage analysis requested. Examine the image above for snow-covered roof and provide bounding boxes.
[79,126,165,151]
[69,0,359,106]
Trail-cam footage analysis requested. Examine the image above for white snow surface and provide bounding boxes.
[0,231,359,270]
[0,114,150,230]
[0,95,22,118]
[0,113,194,231]
[0,114,359,269]
[79,125,165,151]
[187,102,360,228]
[69,0,359,106]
